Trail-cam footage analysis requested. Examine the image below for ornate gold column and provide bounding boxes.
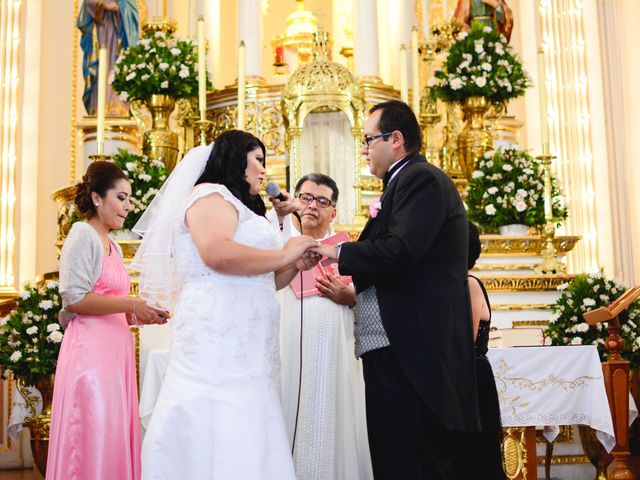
[0,0,22,297]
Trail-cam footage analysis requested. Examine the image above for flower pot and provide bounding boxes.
[456,96,494,180]
[578,425,613,479]
[498,224,529,236]
[23,375,55,477]
[142,94,179,172]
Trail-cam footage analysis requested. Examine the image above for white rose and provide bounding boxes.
[485,204,497,215]
[471,170,484,179]
[487,187,498,195]
[47,331,64,344]
[474,76,487,88]
[576,323,590,333]
[502,164,513,172]
[450,78,464,90]
[495,43,505,55]
[141,74,150,81]
[179,68,190,79]
[548,312,561,323]
[47,323,60,332]
[515,201,527,212]
[139,173,152,182]
[125,71,136,81]
[481,62,492,72]
[583,297,596,307]
[474,40,485,54]
[159,63,169,71]
[26,326,38,335]
[170,47,181,56]
[458,32,468,40]
[161,80,169,89]
[556,282,570,291]
[39,300,53,310]
[20,291,30,300]
[9,351,21,362]
[571,337,583,345]
[483,26,492,33]
[118,92,129,102]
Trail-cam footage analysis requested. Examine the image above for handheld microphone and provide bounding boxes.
[265,181,288,201]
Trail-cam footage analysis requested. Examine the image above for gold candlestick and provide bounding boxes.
[88,153,112,162]
[535,150,565,274]
[194,119,214,146]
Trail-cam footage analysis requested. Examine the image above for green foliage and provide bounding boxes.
[0,281,63,386]
[545,272,640,369]
[112,149,167,231]
[431,22,531,105]
[466,145,567,231]
[111,30,211,102]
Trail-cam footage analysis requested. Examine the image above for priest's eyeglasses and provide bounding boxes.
[362,132,393,149]
[297,192,334,208]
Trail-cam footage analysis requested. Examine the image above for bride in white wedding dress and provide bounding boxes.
[132,131,319,479]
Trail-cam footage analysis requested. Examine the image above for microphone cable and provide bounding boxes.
[291,218,303,455]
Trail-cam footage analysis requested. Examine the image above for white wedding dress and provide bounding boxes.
[141,184,296,480]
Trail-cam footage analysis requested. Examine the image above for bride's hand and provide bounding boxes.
[132,299,171,325]
[283,236,318,264]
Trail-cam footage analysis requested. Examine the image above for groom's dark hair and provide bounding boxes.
[370,100,422,155]
[196,130,267,216]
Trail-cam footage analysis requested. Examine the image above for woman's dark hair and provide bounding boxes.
[369,100,422,154]
[468,221,481,270]
[195,130,267,216]
[75,161,128,219]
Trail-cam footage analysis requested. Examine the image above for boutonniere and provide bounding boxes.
[369,198,382,219]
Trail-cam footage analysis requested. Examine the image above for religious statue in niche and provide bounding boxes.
[453,0,514,42]
[77,0,144,117]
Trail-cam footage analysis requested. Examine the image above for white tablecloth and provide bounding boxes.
[139,349,171,429]
[487,345,637,452]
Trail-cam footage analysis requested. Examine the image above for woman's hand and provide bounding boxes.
[316,274,356,307]
[132,299,170,325]
[283,236,318,264]
[269,192,302,222]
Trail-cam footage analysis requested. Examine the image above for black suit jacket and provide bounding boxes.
[339,153,480,432]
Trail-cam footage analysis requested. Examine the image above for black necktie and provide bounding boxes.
[383,156,411,190]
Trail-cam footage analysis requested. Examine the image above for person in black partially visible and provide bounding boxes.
[313,100,480,480]
[453,221,506,480]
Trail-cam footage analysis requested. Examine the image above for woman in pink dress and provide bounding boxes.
[47,161,169,480]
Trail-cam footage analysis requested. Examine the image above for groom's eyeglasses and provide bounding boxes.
[362,132,393,149]
[297,192,334,209]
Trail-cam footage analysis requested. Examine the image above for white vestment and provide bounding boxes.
[267,210,373,480]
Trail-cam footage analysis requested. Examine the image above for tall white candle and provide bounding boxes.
[537,47,550,153]
[96,46,107,154]
[400,44,408,104]
[411,28,420,116]
[237,41,246,130]
[197,16,207,121]
[422,0,430,38]
[442,0,449,19]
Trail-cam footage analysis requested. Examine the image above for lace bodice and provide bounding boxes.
[174,183,281,287]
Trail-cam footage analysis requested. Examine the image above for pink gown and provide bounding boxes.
[47,241,140,480]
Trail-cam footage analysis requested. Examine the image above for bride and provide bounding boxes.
[133,130,319,479]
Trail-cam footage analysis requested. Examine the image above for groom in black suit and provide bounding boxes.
[316,100,480,479]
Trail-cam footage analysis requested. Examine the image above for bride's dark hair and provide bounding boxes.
[195,130,267,216]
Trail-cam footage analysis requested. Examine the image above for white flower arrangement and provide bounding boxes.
[112,149,167,231]
[431,22,531,105]
[111,30,210,102]
[545,272,640,368]
[0,280,63,386]
[466,145,568,231]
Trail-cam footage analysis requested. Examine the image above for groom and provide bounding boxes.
[316,100,480,479]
